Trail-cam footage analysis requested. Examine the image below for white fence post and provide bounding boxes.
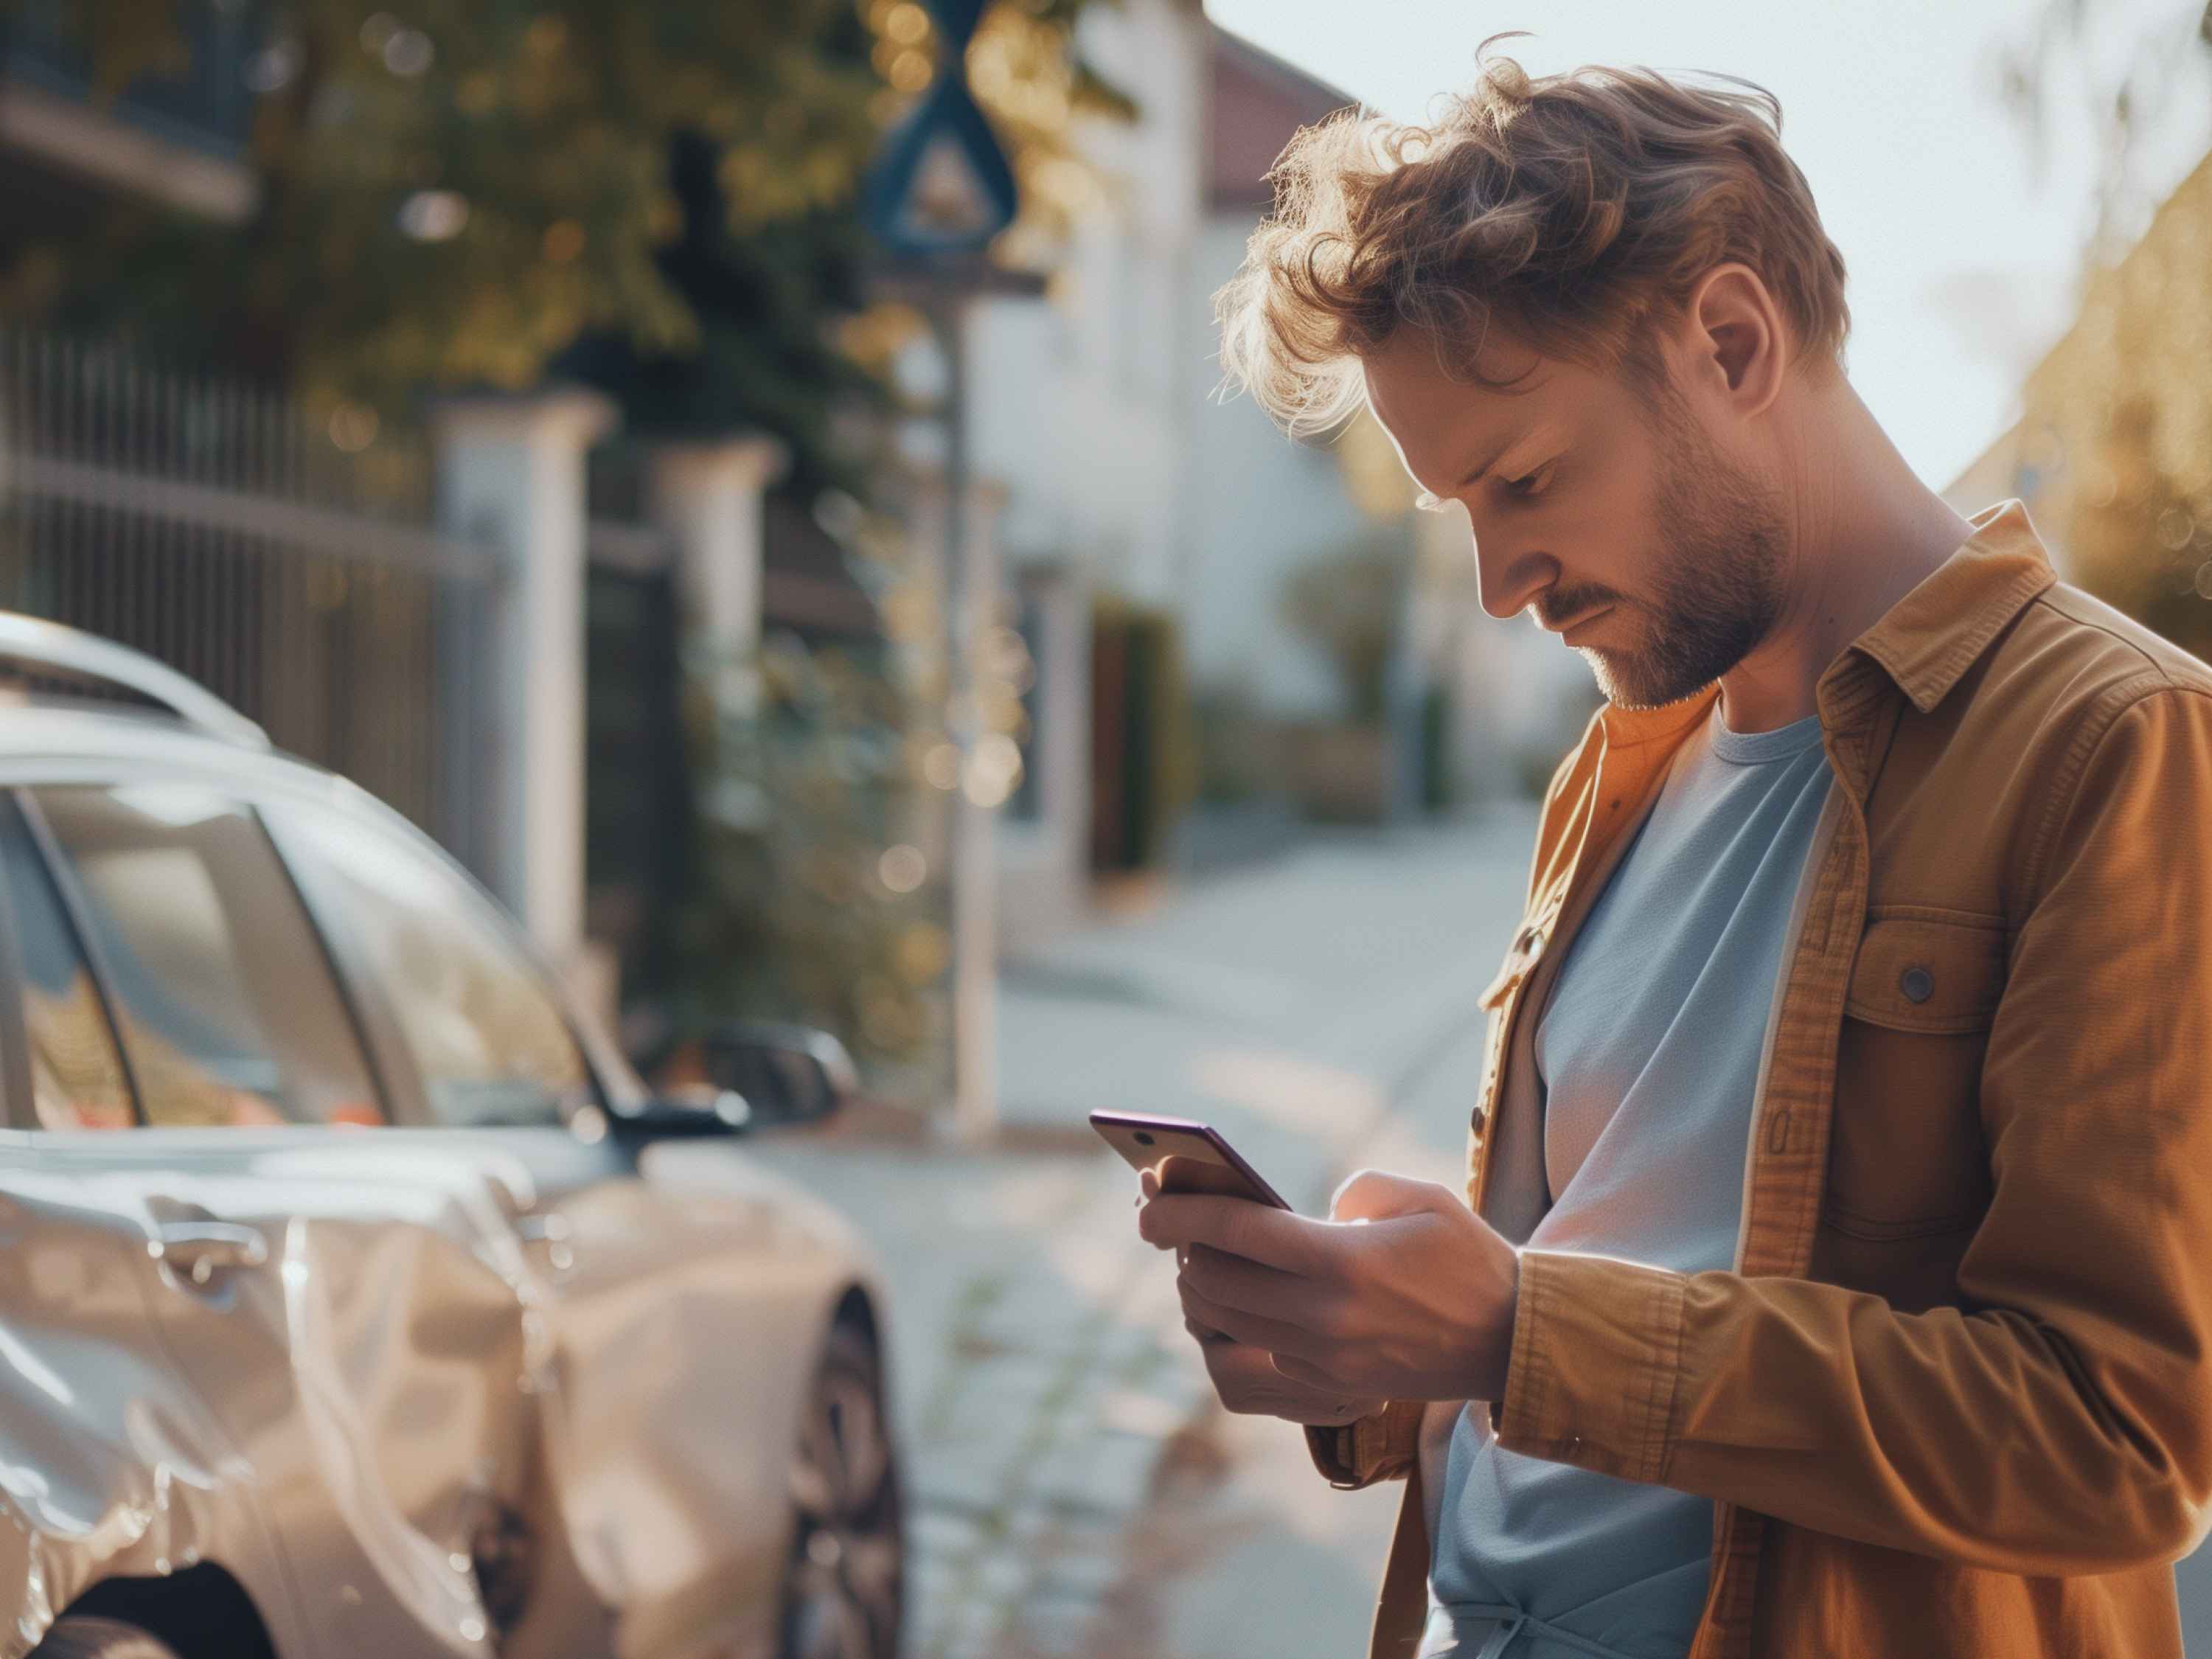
[904,468,1009,1142]
[950,477,1006,1144]
[647,437,788,654]
[431,387,618,976]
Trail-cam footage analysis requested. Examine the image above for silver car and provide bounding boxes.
[0,616,903,1659]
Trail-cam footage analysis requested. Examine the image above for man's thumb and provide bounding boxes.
[1329,1168,1453,1224]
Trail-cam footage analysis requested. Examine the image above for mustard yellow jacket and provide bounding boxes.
[1309,501,2212,1657]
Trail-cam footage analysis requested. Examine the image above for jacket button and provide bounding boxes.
[1899,966,1935,1004]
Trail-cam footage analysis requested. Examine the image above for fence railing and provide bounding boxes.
[0,328,495,853]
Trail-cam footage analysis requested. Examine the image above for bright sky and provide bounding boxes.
[1206,0,2212,490]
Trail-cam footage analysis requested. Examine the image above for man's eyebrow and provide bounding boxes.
[1413,429,1533,513]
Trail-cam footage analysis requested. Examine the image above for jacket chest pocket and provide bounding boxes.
[1824,913,2006,1239]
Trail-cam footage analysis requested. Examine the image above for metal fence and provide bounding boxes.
[583,518,687,994]
[0,328,495,853]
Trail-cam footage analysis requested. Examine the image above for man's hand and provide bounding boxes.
[1179,1315,1386,1426]
[1138,1166,1520,1406]
[1138,1169,1384,1425]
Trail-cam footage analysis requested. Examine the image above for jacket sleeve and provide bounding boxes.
[1304,1402,1425,1488]
[1491,685,2212,1573]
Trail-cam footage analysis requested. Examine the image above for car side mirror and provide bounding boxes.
[610,1084,754,1142]
[696,1021,857,1130]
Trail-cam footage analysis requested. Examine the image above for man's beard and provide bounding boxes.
[1574,416,1790,712]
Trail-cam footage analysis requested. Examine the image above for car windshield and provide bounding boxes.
[272,804,596,1130]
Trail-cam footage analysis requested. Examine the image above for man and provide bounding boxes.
[1135,45,2212,1659]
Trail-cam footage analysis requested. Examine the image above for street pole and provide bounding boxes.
[858,0,1027,1144]
[931,291,998,1146]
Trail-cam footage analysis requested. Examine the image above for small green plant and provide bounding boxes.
[1279,529,1414,725]
[672,623,945,1083]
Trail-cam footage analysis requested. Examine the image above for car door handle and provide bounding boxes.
[150,1221,271,1287]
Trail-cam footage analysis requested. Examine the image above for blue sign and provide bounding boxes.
[863,0,1020,257]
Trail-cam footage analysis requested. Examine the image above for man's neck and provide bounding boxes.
[1716,380,1975,734]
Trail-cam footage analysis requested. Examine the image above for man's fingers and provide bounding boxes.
[1180,1242,1324,1325]
[1180,1276,1329,1363]
[1329,1167,1457,1224]
[1199,1340,1376,1425]
[1182,1314,1224,1344]
[1136,1192,1316,1271]
[1270,1349,1357,1393]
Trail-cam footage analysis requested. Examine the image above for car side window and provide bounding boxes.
[0,796,135,1130]
[32,785,385,1129]
[272,805,594,1128]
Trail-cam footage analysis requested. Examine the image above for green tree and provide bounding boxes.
[1997,2,2212,664]
[11,0,1127,487]
[1996,2,2212,268]
[2065,395,2212,664]
[1281,529,1414,726]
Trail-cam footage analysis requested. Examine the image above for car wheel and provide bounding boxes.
[28,1617,184,1659]
[781,1319,903,1659]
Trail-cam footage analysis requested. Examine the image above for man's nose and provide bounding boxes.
[1470,524,1552,622]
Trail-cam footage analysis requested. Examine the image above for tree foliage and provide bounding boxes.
[1995,1,2212,265]
[1997,1,2212,663]
[10,0,1127,487]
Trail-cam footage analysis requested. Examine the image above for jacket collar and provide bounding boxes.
[1596,498,2057,752]
[1844,498,2058,715]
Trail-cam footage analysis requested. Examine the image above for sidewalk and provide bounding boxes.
[745,802,1537,1659]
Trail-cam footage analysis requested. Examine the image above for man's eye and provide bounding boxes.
[1500,465,1552,500]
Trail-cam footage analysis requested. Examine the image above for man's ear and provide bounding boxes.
[1680,262,1788,418]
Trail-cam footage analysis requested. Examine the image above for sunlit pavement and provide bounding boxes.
[748,801,1537,1659]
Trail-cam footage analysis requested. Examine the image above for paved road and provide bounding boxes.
[1084,1006,1493,1659]
[748,803,1540,1659]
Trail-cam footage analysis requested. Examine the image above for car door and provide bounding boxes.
[0,787,315,1656]
[259,789,869,1659]
[3,778,546,1659]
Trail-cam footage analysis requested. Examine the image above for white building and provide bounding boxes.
[958,2,1448,948]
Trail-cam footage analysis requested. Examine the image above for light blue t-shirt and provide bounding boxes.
[1425,704,1834,1659]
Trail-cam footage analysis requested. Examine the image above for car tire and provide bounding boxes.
[27,1617,184,1659]
[780,1318,904,1659]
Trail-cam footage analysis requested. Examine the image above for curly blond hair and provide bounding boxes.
[1217,41,1850,435]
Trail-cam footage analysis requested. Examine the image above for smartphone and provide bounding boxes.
[1088,1110,1292,1210]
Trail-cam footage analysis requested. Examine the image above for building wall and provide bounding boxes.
[967,1,1391,717]
[1178,214,1386,719]
[1949,149,2212,588]
[955,1,1537,939]
[967,0,1208,601]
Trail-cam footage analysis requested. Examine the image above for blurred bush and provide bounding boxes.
[1090,599,1197,871]
[2006,149,2212,664]
[1189,681,1279,805]
[1279,529,1413,726]
[674,622,945,1084]
[1997,1,2212,661]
